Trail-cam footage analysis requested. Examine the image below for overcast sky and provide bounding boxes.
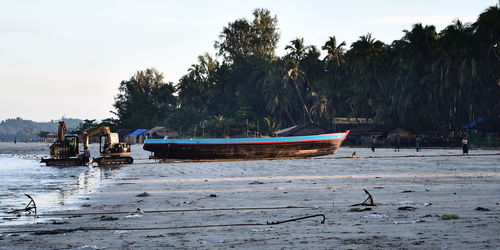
[0,0,497,122]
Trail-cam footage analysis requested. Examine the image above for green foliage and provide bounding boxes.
[78,119,97,132]
[440,214,460,220]
[215,8,279,61]
[113,68,177,129]
[113,6,500,138]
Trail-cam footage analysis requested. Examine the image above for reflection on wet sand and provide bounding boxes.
[0,155,120,225]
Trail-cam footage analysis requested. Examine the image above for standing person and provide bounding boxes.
[83,146,91,164]
[371,136,376,152]
[415,135,421,152]
[394,135,400,152]
[462,137,468,155]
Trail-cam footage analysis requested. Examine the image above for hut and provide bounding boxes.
[45,132,58,142]
[145,126,179,139]
[115,129,133,142]
[124,129,148,144]
[388,127,413,139]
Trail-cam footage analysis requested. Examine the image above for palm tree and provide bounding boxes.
[322,36,346,68]
[262,59,297,125]
[284,38,314,124]
[392,24,440,129]
[346,33,386,119]
[433,20,475,131]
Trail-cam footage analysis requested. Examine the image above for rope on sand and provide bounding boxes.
[1,213,326,235]
[0,206,312,218]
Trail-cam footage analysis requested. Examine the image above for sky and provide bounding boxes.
[0,0,497,122]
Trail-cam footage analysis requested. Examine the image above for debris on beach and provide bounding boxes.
[475,207,490,211]
[24,194,37,215]
[348,207,372,212]
[249,181,265,185]
[5,194,37,216]
[125,208,144,218]
[401,190,414,193]
[266,214,326,225]
[51,220,69,224]
[393,219,426,224]
[195,194,217,200]
[398,206,417,211]
[351,189,377,206]
[440,214,459,220]
[136,192,150,197]
[80,245,99,249]
[97,215,119,221]
[363,213,388,219]
[397,201,413,205]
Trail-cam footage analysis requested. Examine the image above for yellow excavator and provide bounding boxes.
[83,125,133,165]
[41,121,83,166]
[41,122,133,166]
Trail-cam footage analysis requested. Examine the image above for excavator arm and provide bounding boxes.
[83,125,112,149]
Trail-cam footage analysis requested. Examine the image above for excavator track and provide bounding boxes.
[94,156,133,166]
[41,158,84,167]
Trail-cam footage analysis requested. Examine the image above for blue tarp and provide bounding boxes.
[461,117,484,129]
[125,129,148,136]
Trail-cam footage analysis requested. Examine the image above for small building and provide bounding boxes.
[116,129,133,142]
[274,123,325,137]
[124,129,148,144]
[45,132,58,142]
[387,127,413,140]
[145,126,179,139]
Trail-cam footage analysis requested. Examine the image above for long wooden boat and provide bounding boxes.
[143,131,349,160]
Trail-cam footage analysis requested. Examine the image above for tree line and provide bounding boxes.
[112,7,499,138]
[0,117,82,141]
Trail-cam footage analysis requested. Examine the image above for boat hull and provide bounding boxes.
[143,131,349,160]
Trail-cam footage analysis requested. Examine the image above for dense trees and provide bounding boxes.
[113,6,499,137]
[113,69,176,129]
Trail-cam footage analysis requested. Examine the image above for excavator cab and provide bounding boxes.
[65,135,79,157]
[84,126,133,165]
[99,133,131,156]
[99,134,109,154]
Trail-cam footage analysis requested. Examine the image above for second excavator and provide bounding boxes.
[83,126,133,165]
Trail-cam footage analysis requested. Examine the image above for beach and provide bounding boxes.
[0,143,499,249]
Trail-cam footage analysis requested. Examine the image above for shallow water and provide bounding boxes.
[0,143,120,225]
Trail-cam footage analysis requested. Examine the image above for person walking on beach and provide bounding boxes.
[415,135,421,152]
[371,136,376,152]
[462,137,468,155]
[394,135,400,152]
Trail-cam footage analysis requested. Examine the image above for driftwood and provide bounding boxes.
[350,189,377,206]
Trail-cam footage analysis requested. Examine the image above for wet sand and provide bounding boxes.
[0,145,499,249]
